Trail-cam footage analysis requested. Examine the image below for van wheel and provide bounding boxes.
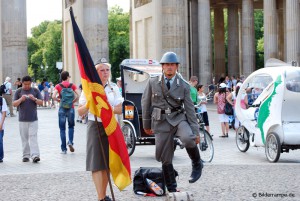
[265,132,281,163]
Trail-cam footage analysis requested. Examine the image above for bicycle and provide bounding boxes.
[195,105,214,163]
[174,105,214,163]
[206,84,217,101]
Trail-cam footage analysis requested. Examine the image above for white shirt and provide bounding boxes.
[0,98,8,129]
[4,82,11,95]
[79,82,124,121]
[197,92,207,113]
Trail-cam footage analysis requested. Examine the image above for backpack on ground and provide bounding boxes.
[59,83,74,109]
[0,82,7,95]
[133,167,166,196]
[133,167,179,196]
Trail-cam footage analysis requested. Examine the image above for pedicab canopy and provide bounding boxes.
[120,59,162,96]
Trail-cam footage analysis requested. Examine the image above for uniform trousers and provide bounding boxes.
[19,121,40,159]
[155,120,196,165]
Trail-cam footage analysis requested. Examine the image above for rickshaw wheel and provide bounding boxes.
[265,132,281,163]
[121,123,136,156]
[236,126,250,152]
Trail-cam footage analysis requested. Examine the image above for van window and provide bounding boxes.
[285,69,300,93]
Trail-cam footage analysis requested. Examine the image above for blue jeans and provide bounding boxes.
[0,130,4,160]
[58,107,75,151]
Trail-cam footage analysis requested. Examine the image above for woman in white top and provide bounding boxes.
[77,58,123,201]
[196,84,210,132]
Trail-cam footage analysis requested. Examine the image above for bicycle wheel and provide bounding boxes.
[265,132,281,163]
[198,129,214,163]
[121,123,136,156]
[236,126,250,152]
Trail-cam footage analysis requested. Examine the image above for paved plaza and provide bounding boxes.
[0,104,299,201]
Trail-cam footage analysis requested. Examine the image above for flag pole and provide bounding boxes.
[94,115,115,201]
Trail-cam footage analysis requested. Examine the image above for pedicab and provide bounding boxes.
[235,58,300,162]
[120,59,162,156]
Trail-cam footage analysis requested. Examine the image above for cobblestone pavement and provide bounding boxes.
[0,104,299,201]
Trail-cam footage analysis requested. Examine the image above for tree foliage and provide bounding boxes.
[108,6,130,82]
[27,20,62,84]
[27,7,130,84]
[254,10,264,69]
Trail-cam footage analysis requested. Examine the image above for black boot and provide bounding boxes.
[186,146,203,183]
[162,164,177,192]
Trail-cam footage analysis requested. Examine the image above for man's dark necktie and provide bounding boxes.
[166,79,170,90]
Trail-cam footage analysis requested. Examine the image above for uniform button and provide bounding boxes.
[167,96,169,98]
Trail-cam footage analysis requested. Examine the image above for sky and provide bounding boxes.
[26,0,130,36]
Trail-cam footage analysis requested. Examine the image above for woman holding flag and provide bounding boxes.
[78,58,123,201]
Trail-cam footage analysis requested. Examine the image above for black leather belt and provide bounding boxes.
[161,108,182,114]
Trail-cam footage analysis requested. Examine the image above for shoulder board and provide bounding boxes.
[150,75,161,81]
[177,73,190,86]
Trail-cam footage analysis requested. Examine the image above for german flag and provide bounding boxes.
[69,7,131,191]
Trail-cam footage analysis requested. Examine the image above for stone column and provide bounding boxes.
[286,0,300,64]
[264,0,278,63]
[283,0,287,61]
[1,0,27,82]
[277,1,284,61]
[227,4,239,77]
[191,0,199,77]
[83,0,109,62]
[161,0,187,78]
[242,0,255,77]
[238,9,242,76]
[214,7,225,82]
[198,0,212,85]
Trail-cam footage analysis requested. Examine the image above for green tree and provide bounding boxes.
[28,20,62,84]
[108,6,130,81]
[254,10,264,69]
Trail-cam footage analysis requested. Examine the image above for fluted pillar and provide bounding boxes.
[286,0,300,64]
[242,0,255,77]
[228,4,239,77]
[191,0,199,77]
[214,7,225,81]
[264,0,278,64]
[198,0,212,85]
[162,0,187,78]
[1,0,27,83]
[277,1,284,61]
[83,0,109,62]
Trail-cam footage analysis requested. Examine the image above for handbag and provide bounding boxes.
[133,167,166,196]
[224,102,233,115]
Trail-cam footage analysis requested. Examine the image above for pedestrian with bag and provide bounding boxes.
[52,71,80,154]
[214,83,230,137]
[141,52,203,193]
[0,95,8,163]
[13,76,43,163]
[1,77,15,117]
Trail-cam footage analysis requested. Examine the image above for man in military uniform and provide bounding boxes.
[141,52,203,192]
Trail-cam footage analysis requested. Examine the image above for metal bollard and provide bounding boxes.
[165,191,195,201]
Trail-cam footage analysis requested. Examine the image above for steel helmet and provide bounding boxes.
[160,52,180,64]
